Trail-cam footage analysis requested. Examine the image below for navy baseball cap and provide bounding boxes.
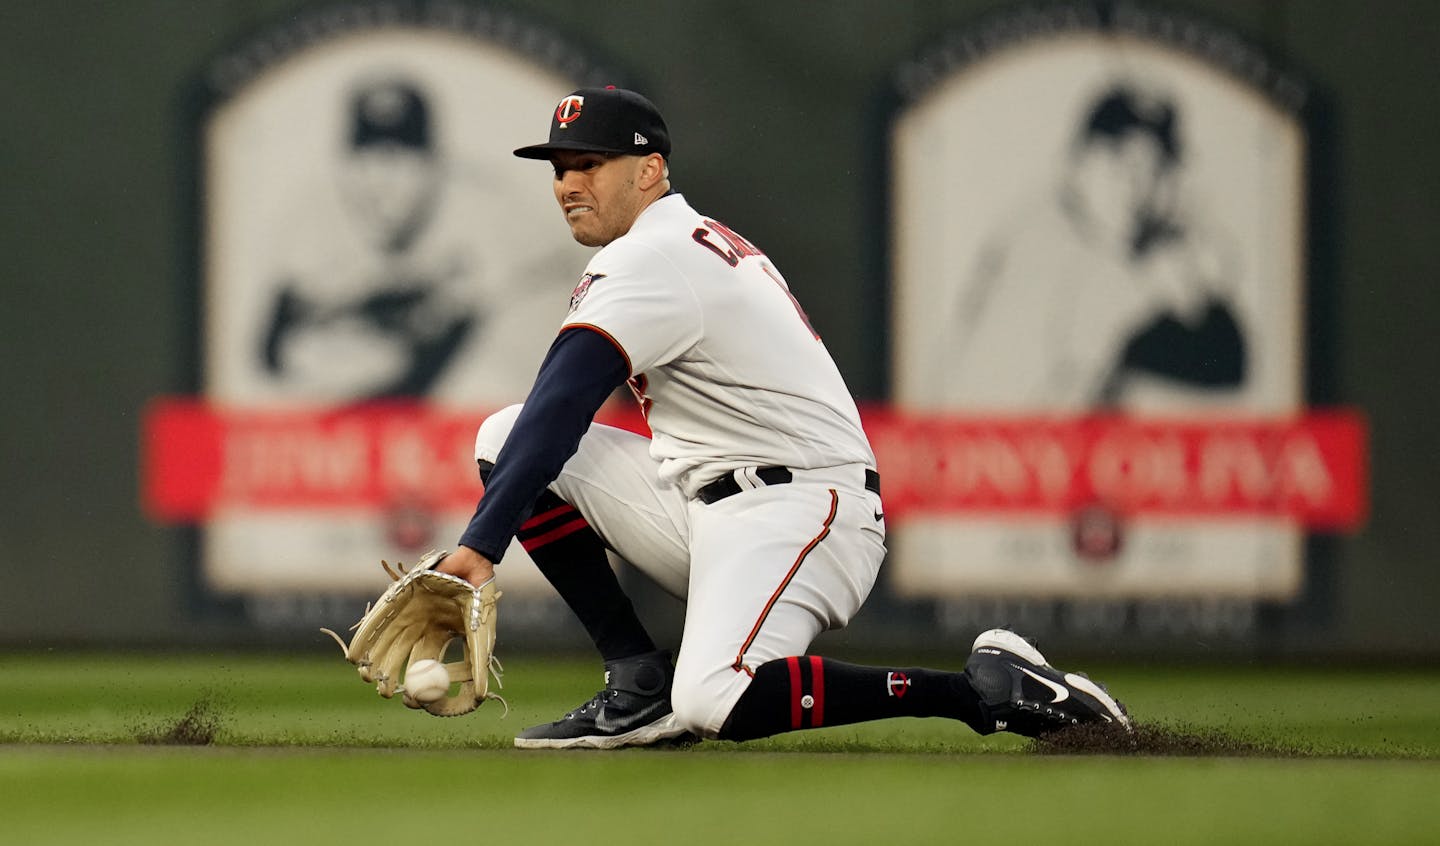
[513,87,670,160]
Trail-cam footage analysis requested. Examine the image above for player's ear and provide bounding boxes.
[637,153,667,191]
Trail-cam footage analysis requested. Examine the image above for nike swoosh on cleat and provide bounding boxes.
[593,700,668,735]
[1015,665,1070,704]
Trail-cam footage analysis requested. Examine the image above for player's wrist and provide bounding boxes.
[440,545,496,587]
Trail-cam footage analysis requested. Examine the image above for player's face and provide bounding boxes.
[1068,133,1167,248]
[339,143,441,247]
[550,151,649,247]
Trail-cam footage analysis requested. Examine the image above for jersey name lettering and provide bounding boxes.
[691,219,763,267]
[690,219,819,340]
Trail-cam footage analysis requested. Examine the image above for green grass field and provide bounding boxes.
[2,651,1438,845]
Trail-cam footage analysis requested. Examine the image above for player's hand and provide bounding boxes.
[437,544,496,587]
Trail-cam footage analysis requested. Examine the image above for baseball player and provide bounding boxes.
[436,87,1131,748]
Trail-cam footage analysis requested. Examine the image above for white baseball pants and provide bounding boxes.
[474,405,887,737]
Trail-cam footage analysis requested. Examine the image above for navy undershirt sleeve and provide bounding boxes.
[457,326,631,562]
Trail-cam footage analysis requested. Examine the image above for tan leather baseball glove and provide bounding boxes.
[323,550,504,717]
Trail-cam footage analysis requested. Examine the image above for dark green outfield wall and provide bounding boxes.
[2,0,1437,653]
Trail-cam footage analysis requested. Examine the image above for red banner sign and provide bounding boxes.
[865,410,1366,529]
[141,399,1366,530]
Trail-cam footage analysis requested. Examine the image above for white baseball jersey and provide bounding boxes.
[562,193,875,497]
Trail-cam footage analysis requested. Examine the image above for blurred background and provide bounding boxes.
[2,0,1436,659]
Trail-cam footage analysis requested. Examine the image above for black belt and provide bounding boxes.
[697,467,880,504]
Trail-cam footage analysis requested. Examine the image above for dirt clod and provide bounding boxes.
[135,696,227,746]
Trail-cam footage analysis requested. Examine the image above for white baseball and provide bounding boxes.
[404,659,450,703]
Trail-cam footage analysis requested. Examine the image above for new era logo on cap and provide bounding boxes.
[514,87,670,160]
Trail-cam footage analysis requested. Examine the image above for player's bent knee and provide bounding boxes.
[669,664,747,739]
[474,404,524,464]
[668,681,716,738]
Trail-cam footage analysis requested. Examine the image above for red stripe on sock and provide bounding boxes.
[787,656,803,730]
[521,503,575,531]
[519,517,589,552]
[808,656,825,727]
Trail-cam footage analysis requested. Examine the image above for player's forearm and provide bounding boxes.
[457,326,630,560]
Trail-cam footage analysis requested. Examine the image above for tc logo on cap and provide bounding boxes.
[555,94,584,128]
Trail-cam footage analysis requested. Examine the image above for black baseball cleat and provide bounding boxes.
[964,628,1132,737]
[514,650,698,750]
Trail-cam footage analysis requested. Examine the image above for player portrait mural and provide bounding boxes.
[884,4,1361,616]
[188,4,609,601]
[933,82,1251,411]
[256,76,487,403]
